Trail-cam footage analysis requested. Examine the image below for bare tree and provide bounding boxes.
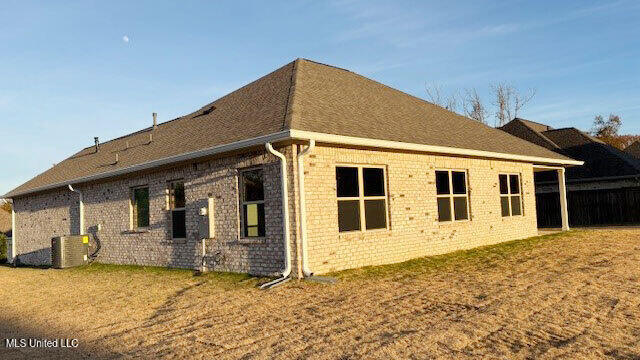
[425,81,536,127]
[462,88,487,124]
[491,82,536,127]
[425,83,459,112]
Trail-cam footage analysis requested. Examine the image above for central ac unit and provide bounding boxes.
[51,235,89,269]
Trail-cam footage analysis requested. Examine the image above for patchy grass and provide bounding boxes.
[334,230,578,281]
[68,262,270,289]
[1,229,639,359]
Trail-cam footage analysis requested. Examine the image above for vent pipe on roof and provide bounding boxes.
[153,112,158,130]
[94,137,99,152]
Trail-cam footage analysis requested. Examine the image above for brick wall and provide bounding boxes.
[302,145,539,274]
[13,146,298,276]
[12,190,80,264]
[13,143,541,276]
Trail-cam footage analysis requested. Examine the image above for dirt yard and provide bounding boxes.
[1,229,639,359]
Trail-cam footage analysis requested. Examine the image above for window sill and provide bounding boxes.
[438,219,471,226]
[122,229,150,235]
[339,228,391,237]
[236,237,267,245]
[171,238,187,244]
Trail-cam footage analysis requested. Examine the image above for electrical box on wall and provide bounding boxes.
[197,198,215,239]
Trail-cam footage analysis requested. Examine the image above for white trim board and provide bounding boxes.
[5,130,583,198]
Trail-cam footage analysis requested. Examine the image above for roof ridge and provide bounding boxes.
[510,119,561,149]
[550,127,640,171]
[295,58,494,128]
[73,61,303,153]
[514,117,552,129]
[543,127,608,146]
[605,145,640,172]
[282,59,301,131]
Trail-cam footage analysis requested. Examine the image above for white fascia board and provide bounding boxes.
[6,129,584,198]
[288,130,585,166]
[5,131,291,198]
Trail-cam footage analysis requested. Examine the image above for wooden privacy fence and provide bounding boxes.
[536,187,640,228]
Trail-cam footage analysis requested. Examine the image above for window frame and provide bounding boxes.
[168,180,186,240]
[336,164,390,233]
[238,167,266,239]
[130,185,150,230]
[435,169,471,223]
[499,173,524,217]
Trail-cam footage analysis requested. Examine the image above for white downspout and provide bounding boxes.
[10,200,16,264]
[261,143,292,289]
[297,140,315,277]
[68,185,84,235]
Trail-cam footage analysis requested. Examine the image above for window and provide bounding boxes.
[435,170,470,222]
[240,168,265,237]
[500,174,523,217]
[169,181,186,239]
[131,187,149,229]
[336,166,388,232]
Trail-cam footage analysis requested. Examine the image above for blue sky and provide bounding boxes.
[1,0,639,195]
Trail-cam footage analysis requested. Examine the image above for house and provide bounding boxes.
[500,118,640,227]
[4,59,581,278]
[625,141,640,159]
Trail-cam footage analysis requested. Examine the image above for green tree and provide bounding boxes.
[591,114,626,149]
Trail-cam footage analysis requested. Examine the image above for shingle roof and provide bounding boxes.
[7,58,576,198]
[624,141,640,159]
[499,118,559,150]
[542,128,640,180]
[501,119,640,181]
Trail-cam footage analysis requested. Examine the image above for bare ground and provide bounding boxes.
[1,229,639,359]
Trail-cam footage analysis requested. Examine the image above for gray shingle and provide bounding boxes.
[7,59,576,198]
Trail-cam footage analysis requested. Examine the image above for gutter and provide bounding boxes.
[297,140,316,277]
[287,130,584,167]
[260,143,292,289]
[4,130,582,199]
[5,131,292,199]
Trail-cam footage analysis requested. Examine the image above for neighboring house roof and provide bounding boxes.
[499,118,560,150]
[0,208,10,235]
[501,119,640,181]
[624,141,640,159]
[6,59,578,198]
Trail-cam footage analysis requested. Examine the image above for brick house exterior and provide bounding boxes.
[303,146,538,274]
[5,59,580,277]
